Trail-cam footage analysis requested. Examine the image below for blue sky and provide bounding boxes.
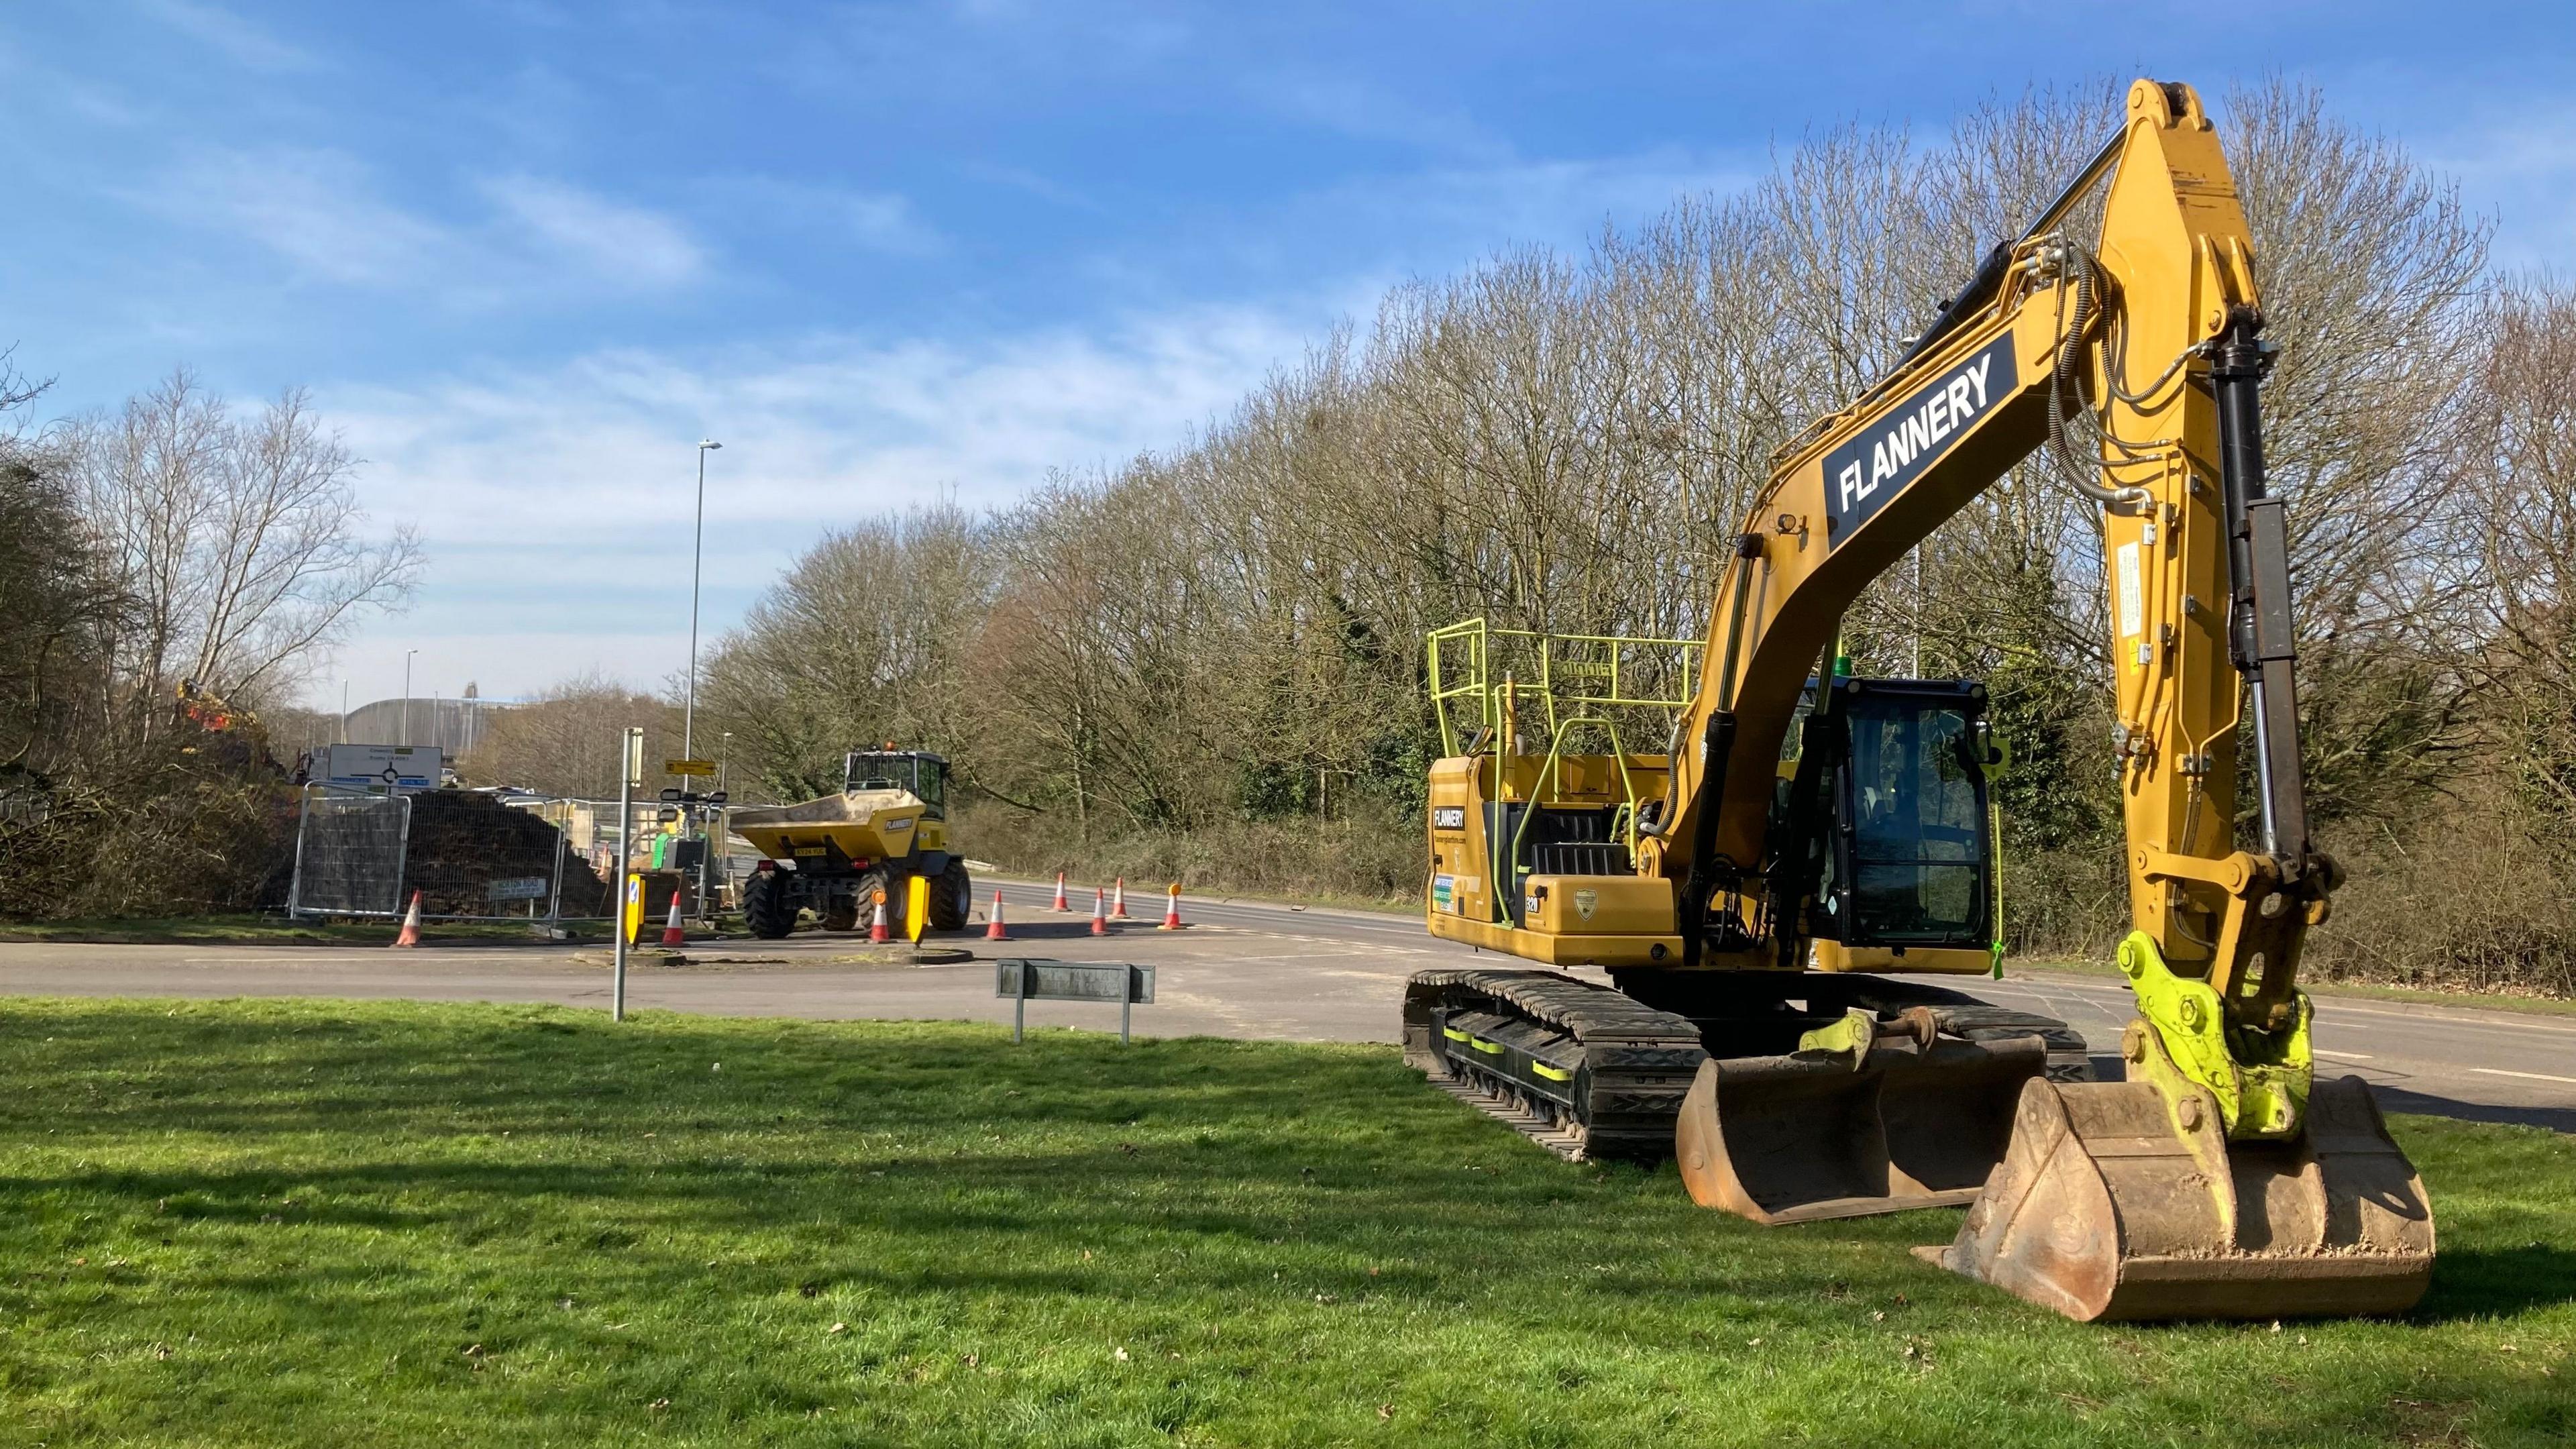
[8,1,2573,713]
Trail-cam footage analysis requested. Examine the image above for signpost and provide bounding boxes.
[995,959,1155,1044]
[612,727,645,1023]
[663,759,716,777]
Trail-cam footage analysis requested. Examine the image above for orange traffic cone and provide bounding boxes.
[1090,886,1110,936]
[659,890,687,947]
[1111,877,1132,920]
[1159,881,1186,930]
[985,888,1010,941]
[1051,871,1071,912]
[391,890,423,947]
[869,890,891,943]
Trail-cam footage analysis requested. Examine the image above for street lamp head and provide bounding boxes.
[699,439,722,451]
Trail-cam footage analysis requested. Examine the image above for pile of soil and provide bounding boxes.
[402,790,611,917]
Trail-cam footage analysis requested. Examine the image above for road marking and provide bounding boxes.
[2311,1004,2576,1036]
[2016,976,2574,1037]
[2312,1049,2373,1061]
[2469,1067,2576,1085]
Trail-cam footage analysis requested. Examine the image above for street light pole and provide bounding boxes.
[402,649,418,746]
[685,439,722,761]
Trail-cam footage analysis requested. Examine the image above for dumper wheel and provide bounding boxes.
[853,868,904,935]
[742,870,798,939]
[929,857,972,932]
[820,890,859,932]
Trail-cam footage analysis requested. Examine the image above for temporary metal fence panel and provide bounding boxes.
[288,788,412,918]
[286,788,736,924]
[288,788,614,922]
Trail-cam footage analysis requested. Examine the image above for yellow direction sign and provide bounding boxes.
[664,758,716,777]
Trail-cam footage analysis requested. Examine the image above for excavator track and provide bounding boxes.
[1404,967,2092,1222]
[1401,969,1707,1161]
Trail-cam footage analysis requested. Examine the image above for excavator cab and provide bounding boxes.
[1781,678,1998,955]
[1670,677,2063,1226]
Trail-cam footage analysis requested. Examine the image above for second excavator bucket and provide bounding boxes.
[1925,1063,2435,1322]
[1676,1034,2049,1224]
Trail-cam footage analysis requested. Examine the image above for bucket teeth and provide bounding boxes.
[1927,1074,2434,1322]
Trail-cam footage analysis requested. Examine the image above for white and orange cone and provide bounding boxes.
[1089,886,1110,936]
[391,890,423,947]
[1159,882,1185,931]
[869,890,892,944]
[1111,877,1132,920]
[659,890,687,947]
[1051,872,1071,912]
[985,888,1010,941]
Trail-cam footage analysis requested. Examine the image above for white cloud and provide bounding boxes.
[481,173,706,287]
[1248,68,1509,162]
[140,0,319,73]
[698,176,943,256]
[150,148,451,285]
[309,302,1322,706]
[2419,108,2576,272]
[131,146,709,303]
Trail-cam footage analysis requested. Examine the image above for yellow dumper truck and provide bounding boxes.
[727,750,971,939]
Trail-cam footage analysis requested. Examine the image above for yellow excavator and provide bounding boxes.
[1403,78,2434,1322]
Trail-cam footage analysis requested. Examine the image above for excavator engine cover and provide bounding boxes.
[1925,1063,2434,1321]
[1676,1032,2048,1223]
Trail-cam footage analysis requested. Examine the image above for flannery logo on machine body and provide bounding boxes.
[1821,335,2015,548]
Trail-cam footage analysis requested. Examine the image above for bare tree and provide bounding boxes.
[696,502,991,802]
[457,672,682,800]
[68,371,423,734]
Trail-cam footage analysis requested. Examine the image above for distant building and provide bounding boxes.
[337,686,516,756]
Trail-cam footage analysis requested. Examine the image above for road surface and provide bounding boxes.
[1,879,2567,1132]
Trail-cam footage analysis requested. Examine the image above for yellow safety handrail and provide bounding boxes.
[1428,619,1702,757]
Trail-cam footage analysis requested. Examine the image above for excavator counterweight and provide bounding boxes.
[1403,78,2432,1322]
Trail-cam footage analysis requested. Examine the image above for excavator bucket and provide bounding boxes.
[1923,1071,2434,1321]
[1676,1034,2049,1224]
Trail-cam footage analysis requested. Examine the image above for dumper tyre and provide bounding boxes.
[928,857,972,932]
[853,868,905,935]
[820,888,860,932]
[742,870,798,939]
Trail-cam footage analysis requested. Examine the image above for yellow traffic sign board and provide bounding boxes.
[664,758,717,777]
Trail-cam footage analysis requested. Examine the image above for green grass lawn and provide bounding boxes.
[0,1000,2567,1447]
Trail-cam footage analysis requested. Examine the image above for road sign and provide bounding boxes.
[486,876,549,902]
[665,758,716,777]
[996,959,1155,1044]
[319,743,441,794]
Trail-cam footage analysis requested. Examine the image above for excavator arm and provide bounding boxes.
[1644,80,2332,1144]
